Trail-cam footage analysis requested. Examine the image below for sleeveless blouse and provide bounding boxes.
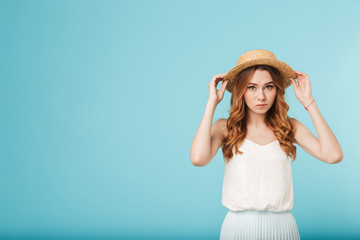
[222,138,294,212]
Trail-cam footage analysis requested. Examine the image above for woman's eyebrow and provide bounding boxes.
[248,81,274,85]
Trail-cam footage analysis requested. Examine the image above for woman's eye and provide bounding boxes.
[248,86,273,90]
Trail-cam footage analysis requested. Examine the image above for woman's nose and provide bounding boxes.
[257,89,265,100]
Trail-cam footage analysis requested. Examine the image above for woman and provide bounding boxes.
[190,49,343,239]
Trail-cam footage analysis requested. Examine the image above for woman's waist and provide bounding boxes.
[229,209,292,215]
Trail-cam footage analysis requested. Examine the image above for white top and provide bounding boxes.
[222,138,294,212]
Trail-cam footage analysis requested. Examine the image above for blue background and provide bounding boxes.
[1,0,359,239]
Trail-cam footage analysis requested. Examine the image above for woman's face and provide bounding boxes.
[244,69,277,114]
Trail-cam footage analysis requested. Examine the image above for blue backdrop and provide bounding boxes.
[1,0,359,239]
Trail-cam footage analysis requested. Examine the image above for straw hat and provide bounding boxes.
[223,49,296,93]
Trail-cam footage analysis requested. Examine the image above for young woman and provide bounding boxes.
[190,49,343,239]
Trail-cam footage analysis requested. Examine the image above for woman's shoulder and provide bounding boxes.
[215,118,229,138]
[289,117,300,128]
[289,117,302,144]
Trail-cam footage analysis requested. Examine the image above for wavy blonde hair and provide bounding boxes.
[221,65,297,163]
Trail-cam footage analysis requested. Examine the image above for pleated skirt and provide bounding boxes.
[220,210,300,240]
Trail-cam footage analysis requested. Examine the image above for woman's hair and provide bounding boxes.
[221,65,297,163]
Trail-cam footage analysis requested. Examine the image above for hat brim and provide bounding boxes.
[223,58,296,93]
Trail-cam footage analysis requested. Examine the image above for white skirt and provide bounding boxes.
[220,210,301,240]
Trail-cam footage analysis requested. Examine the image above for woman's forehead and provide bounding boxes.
[247,70,273,85]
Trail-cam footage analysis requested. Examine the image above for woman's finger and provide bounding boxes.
[290,78,297,88]
[221,80,228,91]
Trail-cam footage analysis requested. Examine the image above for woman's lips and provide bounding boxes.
[256,104,267,107]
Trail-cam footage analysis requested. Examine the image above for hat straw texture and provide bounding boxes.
[223,49,296,93]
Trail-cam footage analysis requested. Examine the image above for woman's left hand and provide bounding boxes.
[290,71,314,107]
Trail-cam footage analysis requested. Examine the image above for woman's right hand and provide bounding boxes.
[208,74,228,105]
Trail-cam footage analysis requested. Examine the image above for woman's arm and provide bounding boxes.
[306,100,343,163]
[190,100,217,166]
[290,71,343,164]
[190,74,228,166]
[292,101,343,164]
